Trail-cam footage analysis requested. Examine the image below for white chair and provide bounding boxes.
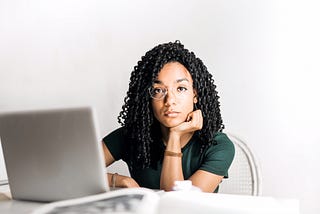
[218,133,261,196]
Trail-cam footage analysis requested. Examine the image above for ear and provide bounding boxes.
[193,90,198,103]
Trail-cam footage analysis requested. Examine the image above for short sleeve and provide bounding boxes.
[102,127,126,161]
[199,133,235,177]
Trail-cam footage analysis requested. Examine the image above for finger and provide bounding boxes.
[185,113,197,130]
[193,110,203,129]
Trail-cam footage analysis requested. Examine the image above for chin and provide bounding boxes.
[161,118,185,128]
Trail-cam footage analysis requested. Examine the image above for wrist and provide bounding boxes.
[166,133,181,149]
[164,150,183,157]
[111,173,118,189]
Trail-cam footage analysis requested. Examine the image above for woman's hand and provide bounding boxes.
[118,175,140,188]
[109,173,140,188]
[170,109,203,137]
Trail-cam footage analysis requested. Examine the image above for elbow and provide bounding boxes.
[160,183,175,192]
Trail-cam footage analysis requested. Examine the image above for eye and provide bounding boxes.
[149,87,167,99]
[177,86,188,93]
[152,87,166,94]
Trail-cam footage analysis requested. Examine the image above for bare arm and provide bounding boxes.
[102,142,139,188]
[160,110,202,191]
[160,110,222,192]
[102,142,115,166]
[189,170,223,192]
[160,133,184,191]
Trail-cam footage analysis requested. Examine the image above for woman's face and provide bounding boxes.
[151,62,196,128]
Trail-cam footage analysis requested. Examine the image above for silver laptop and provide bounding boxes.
[0,106,109,202]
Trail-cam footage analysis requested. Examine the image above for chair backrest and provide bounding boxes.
[218,133,261,196]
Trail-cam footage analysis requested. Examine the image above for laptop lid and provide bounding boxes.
[0,106,109,202]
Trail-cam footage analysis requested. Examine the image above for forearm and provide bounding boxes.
[160,135,184,191]
[107,173,113,186]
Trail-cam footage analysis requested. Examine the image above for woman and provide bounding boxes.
[102,41,234,192]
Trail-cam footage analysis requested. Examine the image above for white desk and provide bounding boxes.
[0,185,46,214]
[1,184,299,214]
[0,185,41,214]
[158,191,300,214]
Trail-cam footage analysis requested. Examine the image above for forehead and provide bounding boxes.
[154,62,193,84]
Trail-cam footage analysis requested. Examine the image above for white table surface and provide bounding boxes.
[0,184,300,214]
[0,185,45,214]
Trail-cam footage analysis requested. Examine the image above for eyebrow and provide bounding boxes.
[153,78,190,84]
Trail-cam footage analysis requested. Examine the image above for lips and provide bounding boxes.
[164,111,179,117]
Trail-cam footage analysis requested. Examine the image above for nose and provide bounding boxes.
[164,89,176,106]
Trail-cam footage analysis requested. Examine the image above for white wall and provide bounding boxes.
[0,0,319,213]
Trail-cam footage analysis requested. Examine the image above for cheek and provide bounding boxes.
[151,101,161,119]
[184,97,195,112]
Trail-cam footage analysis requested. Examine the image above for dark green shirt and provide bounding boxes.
[103,127,235,192]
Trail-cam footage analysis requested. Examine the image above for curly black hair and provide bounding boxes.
[118,41,224,170]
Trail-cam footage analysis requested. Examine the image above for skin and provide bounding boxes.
[102,62,223,192]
